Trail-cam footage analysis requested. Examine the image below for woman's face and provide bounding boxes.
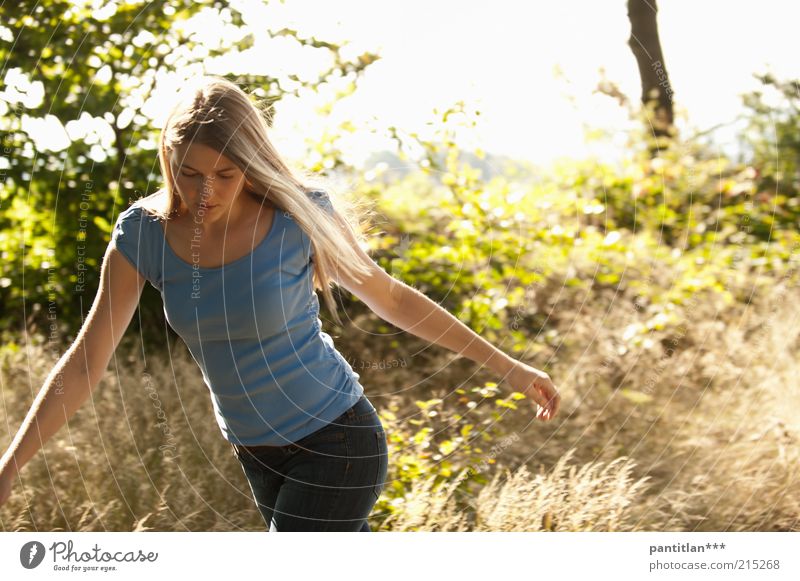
[169,143,251,222]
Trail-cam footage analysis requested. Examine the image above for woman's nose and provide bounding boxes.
[195,176,217,195]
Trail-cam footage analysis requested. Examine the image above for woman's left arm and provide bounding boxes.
[382,283,561,421]
[326,209,560,421]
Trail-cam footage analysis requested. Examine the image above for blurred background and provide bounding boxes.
[1,0,798,532]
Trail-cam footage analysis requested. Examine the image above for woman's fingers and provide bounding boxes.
[545,382,560,416]
[526,383,548,409]
[535,379,560,420]
[508,360,561,421]
[0,477,12,506]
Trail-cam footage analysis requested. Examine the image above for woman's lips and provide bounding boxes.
[198,203,217,209]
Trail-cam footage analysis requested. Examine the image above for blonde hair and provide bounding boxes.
[137,74,373,325]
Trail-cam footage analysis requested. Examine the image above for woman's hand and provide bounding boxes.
[0,466,15,507]
[506,360,561,421]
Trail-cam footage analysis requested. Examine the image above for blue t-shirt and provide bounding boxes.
[110,189,364,446]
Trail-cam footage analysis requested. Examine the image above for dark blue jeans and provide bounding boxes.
[231,395,389,531]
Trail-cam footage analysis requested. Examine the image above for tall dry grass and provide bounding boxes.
[379,449,653,531]
[1,281,798,531]
[0,341,263,531]
[366,279,800,532]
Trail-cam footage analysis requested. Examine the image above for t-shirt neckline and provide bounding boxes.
[155,205,281,271]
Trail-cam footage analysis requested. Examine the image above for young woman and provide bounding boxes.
[0,75,560,531]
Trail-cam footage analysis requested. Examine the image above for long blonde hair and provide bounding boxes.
[137,74,372,325]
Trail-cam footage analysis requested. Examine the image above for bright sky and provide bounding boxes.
[247,0,800,168]
[4,0,798,170]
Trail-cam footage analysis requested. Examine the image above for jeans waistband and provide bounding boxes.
[231,394,367,454]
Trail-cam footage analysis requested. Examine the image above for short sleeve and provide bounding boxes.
[306,189,334,216]
[306,190,334,261]
[111,204,162,290]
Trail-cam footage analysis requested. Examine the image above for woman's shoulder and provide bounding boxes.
[114,201,164,235]
[116,188,165,215]
[113,202,143,233]
[111,195,166,289]
[304,188,334,214]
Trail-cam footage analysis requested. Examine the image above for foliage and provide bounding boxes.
[338,95,799,360]
[369,382,529,529]
[3,3,800,531]
[740,73,800,202]
[0,0,379,341]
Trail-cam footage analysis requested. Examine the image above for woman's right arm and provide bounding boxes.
[0,241,146,505]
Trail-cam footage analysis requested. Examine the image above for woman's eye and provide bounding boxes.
[180,172,232,179]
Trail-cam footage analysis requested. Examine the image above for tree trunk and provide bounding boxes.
[627,0,676,148]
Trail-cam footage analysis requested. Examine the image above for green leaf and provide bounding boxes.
[619,389,652,405]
